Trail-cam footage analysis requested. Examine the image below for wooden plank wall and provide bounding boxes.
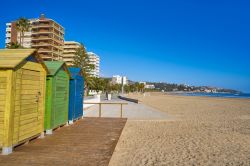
[2,70,15,147]
[51,69,69,129]
[12,62,46,145]
[0,62,46,148]
[0,71,8,147]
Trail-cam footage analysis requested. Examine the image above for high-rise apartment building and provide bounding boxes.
[5,14,64,61]
[62,41,81,66]
[87,52,100,78]
[31,15,64,61]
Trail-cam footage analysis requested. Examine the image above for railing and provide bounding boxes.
[83,102,128,118]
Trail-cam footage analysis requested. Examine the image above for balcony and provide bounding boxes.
[62,54,75,58]
[6,28,11,32]
[32,36,52,40]
[64,45,79,49]
[63,49,77,53]
[5,39,11,44]
[63,58,74,61]
[32,23,51,28]
[38,48,52,53]
[32,42,52,47]
[32,30,52,34]
[32,35,63,45]
[6,33,11,37]
[41,56,53,61]
[53,39,64,45]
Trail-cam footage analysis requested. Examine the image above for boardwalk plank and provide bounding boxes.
[0,117,127,166]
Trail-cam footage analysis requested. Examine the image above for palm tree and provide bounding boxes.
[73,43,95,96]
[138,83,145,93]
[6,42,22,49]
[16,17,30,47]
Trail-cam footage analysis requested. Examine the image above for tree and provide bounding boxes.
[103,78,112,93]
[138,83,145,92]
[73,44,95,95]
[112,84,122,93]
[124,85,130,93]
[6,42,22,49]
[89,77,105,93]
[16,17,30,47]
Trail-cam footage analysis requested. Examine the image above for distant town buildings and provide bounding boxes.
[145,84,155,89]
[62,41,81,66]
[5,14,65,61]
[139,82,155,89]
[112,75,127,85]
[87,52,100,78]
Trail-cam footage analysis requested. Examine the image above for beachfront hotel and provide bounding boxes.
[5,14,64,61]
[87,52,100,78]
[62,41,81,66]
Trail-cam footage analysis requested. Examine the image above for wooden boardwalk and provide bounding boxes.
[0,117,127,166]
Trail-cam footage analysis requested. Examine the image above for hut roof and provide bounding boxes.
[68,67,82,79]
[0,49,48,72]
[44,61,70,77]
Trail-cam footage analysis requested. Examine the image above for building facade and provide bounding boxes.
[5,14,64,61]
[6,22,32,48]
[112,75,127,85]
[62,41,81,66]
[87,52,100,78]
[5,23,12,46]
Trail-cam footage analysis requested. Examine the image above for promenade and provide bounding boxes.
[85,98,172,120]
[0,118,127,166]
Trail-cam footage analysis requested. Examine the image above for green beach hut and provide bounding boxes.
[44,61,70,134]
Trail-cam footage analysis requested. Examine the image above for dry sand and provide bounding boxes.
[109,92,250,166]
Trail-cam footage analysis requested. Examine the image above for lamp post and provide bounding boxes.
[121,76,124,94]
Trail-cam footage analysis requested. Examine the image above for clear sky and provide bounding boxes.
[0,0,250,92]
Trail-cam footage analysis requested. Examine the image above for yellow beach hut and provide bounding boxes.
[0,49,47,155]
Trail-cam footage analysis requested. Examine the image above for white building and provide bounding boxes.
[63,41,81,66]
[112,75,127,85]
[139,82,155,89]
[5,22,33,48]
[5,23,12,46]
[87,52,100,78]
[145,84,155,89]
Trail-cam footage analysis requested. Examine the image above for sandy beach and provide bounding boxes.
[109,93,250,165]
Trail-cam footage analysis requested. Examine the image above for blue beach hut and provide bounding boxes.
[68,67,84,124]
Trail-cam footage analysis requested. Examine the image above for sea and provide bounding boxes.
[178,92,250,99]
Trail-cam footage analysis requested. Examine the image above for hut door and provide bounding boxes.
[15,69,41,142]
[76,77,83,117]
[54,74,68,126]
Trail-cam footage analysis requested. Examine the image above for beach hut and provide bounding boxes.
[44,61,70,134]
[0,49,47,155]
[68,67,84,124]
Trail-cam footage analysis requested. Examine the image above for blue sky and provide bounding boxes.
[0,0,250,92]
